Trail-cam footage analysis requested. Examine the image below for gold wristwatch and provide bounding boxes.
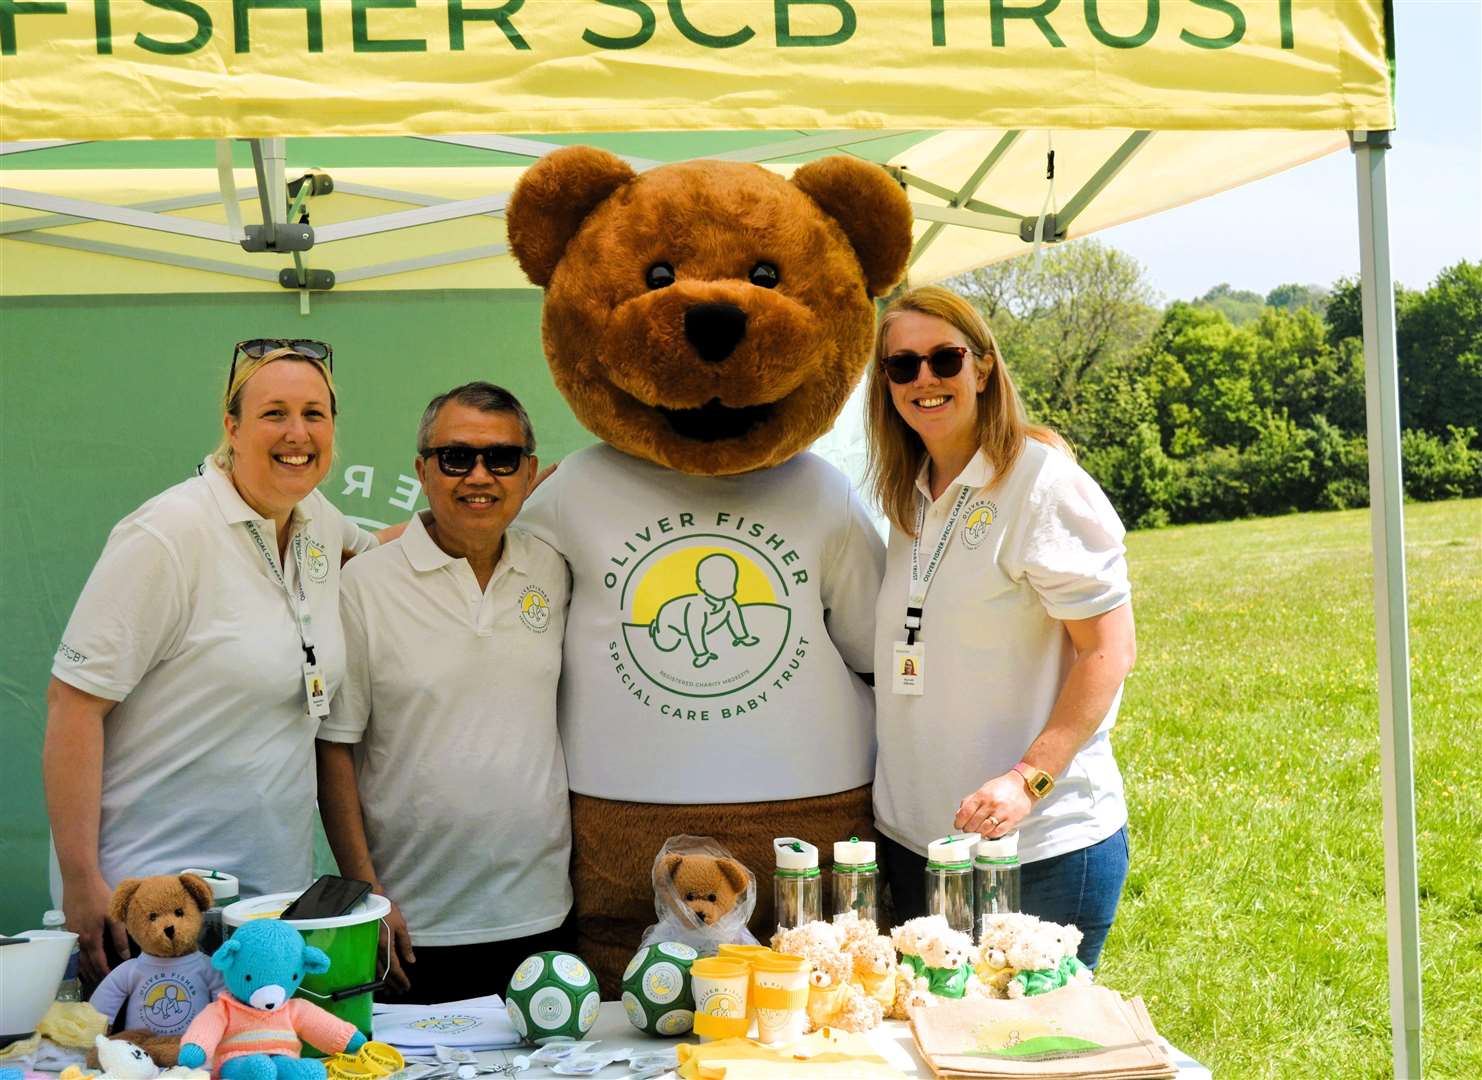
[1013,761,1055,801]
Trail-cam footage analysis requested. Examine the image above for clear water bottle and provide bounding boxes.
[180,868,239,956]
[43,909,82,1001]
[924,834,978,936]
[830,836,880,929]
[773,837,821,932]
[974,833,1021,941]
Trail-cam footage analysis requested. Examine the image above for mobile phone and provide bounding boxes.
[280,875,372,920]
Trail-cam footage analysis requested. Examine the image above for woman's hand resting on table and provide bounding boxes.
[955,772,1033,839]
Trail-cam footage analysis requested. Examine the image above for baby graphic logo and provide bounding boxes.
[519,585,552,632]
[304,539,330,583]
[141,983,192,1031]
[648,553,760,669]
[410,1014,479,1033]
[961,501,998,550]
[621,538,791,698]
[138,974,195,1034]
[967,1017,1102,1060]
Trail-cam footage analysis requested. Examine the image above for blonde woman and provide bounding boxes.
[865,287,1136,968]
[44,341,377,984]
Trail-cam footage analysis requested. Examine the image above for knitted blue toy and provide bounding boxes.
[177,920,365,1080]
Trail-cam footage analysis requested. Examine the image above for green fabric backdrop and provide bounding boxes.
[0,288,589,932]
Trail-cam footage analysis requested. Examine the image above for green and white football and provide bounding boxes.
[620,941,698,1036]
[504,951,600,1045]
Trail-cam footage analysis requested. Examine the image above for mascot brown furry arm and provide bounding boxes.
[508,146,913,995]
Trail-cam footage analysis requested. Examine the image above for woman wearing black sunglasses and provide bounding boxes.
[43,340,381,987]
[864,286,1137,970]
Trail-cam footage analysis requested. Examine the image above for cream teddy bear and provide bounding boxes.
[973,913,1094,999]
[771,921,884,1033]
[1004,920,1093,999]
[831,912,896,1015]
[975,912,1044,998]
[889,916,982,1017]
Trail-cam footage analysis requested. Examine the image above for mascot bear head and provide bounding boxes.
[506,147,913,476]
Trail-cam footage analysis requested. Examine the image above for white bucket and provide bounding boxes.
[1,930,77,1040]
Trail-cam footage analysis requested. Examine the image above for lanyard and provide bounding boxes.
[244,519,318,665]
[905,484,974,645]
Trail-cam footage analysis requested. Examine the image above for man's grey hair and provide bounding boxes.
[417,381,536,453]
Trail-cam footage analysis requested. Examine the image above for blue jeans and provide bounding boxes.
[879,826,1129,969]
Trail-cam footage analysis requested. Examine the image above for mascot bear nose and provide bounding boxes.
[163,925,175,939]
[684,303,748,363]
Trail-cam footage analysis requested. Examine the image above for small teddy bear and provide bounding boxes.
[88,874,223,1066]
[1004,921,1094,999]
[831,912,896,1015]
[975,912,1044,998]
[660,851,750,932]
[178,919,364,1080]
[889,916,982,1017]
[93,1034,163,1079]
[771,921,884,1033]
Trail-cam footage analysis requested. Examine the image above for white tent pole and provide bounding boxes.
[1352,130,1423,1080]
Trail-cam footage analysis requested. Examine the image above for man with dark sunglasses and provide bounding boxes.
[315,381,573,1003]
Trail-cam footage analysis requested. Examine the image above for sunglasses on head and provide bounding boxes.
[421,444,530,477]
[880,345,973,385]
[228,339,333,394]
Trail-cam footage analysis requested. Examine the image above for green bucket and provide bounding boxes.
[222,890,390,1052]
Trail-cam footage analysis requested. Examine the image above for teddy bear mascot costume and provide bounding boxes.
[507,146,913,995]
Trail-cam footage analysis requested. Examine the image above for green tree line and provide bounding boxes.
[951,247,1482,528]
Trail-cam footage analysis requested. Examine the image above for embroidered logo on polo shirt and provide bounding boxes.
[304,540,330,583]
[519,585,552,632]
[961,501,999,550]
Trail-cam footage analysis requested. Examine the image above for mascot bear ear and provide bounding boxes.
[790,157,913,298]
[507,145,638,286]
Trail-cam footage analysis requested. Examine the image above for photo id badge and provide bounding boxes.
[303,662,330,719]
[892,641,925,695]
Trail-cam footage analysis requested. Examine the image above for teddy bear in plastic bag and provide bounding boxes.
[637,835,761,957]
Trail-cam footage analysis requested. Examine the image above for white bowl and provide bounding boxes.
[0,929,77,1039]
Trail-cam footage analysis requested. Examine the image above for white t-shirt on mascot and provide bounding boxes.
[521,443,884,803]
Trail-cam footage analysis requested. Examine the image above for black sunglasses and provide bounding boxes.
[880,345,972,385]
[421,444,531,477]
[228,339,333,395]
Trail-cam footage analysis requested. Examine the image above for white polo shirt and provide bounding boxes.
[519,443,883,803]
[872,440,1132,864]
[52,459,373,897]
[317,512,572,946]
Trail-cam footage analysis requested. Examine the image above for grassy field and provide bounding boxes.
[1102,497,1481,1079]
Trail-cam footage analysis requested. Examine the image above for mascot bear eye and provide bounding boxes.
[748,262,779,288]
[174,908,184,917]
[147,913,157,922]
[706,894,717,903]
[684,893,696,902]
[645,263,676,289]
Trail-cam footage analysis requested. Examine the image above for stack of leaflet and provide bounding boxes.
[908,986,1177,1079]
[372,994,521,1053]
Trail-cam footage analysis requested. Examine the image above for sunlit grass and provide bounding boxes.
[1103,498,1481,1079]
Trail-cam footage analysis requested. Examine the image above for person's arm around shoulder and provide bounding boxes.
[314,573,414,992]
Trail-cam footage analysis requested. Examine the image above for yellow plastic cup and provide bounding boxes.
[690,957,750,1041]
[749,952,811,1044]
[718,943,775,1025]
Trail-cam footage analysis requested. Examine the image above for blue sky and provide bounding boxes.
[1099,0,1481,301]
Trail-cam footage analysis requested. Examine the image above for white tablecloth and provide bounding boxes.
[470,1001,1212,1078]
